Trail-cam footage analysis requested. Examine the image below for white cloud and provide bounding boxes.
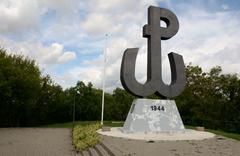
[38,43,76,65]
[0,0,79,36]
[0,39,76,68]
[57,51,76,63]
[1,0,240,92]
[54,66,103,89]
[39,0,78,15]
[0,0,41,34]
[170,8,240,75]
[69,1,240,92]
[79,0,158,37]
[81,13,122,36]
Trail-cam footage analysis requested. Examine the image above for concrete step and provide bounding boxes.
[99,142,116,156]
[77,143,117,156]
[80,150,89,156]
[88,147,98,156]
[94,145,106,156]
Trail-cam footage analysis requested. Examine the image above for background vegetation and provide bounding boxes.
[0,48,240,133]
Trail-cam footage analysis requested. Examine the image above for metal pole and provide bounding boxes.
[101,34,108,125]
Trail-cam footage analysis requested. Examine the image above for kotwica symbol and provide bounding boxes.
[120,6,186,98]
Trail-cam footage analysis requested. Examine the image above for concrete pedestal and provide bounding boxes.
[122,99,185,133]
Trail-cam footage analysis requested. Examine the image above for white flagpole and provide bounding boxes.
[101,34,108,125]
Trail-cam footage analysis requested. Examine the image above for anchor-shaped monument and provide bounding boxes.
[121,6,186,133]
[99,5,214,140]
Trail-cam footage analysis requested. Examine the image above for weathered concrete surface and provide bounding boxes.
[98,128,215,141]
[0,128,75,156]
[97,135,240,156]
[123,99,184,133]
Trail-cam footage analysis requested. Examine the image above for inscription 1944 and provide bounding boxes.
[150,105,165,111]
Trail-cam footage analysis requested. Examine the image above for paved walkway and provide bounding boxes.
[1,128,240,156]
[79,135,240,156]
[0,128,75,156]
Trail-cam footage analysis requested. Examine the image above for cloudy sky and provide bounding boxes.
[0,0,240,92]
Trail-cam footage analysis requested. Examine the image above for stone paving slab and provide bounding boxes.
[1,128,240,156]
[0,128,75,156]
[77,134,240,156]
[99,134,240,156]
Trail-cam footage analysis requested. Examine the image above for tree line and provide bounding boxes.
[176,64,240,132]
[0,49,239,133]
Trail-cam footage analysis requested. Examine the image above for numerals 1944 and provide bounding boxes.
[151,105,165,111]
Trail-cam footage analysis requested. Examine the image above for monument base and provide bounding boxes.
[97,128,215,141]
[122,99,184,133]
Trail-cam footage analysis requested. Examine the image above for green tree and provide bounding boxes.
[69,81,102,121]
[0,49,41,126]
[112,88,134,120]
[35,75,71,124]
[176,63,240,132]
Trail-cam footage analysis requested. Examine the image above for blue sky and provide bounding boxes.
[0,0,240,92]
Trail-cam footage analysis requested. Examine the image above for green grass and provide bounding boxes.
[103,121,124,127]
[41,121,99,128]
[41,122,74,128]
[207,129,240,140]
[41,121,124,128]
[185,125,240,140]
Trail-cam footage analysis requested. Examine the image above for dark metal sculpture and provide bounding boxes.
[120,6,186,98]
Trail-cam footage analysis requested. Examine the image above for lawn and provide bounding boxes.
[185,125,240,140]
[41,121,99,128]
[41,121,124,128]
[202,129,240,141]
